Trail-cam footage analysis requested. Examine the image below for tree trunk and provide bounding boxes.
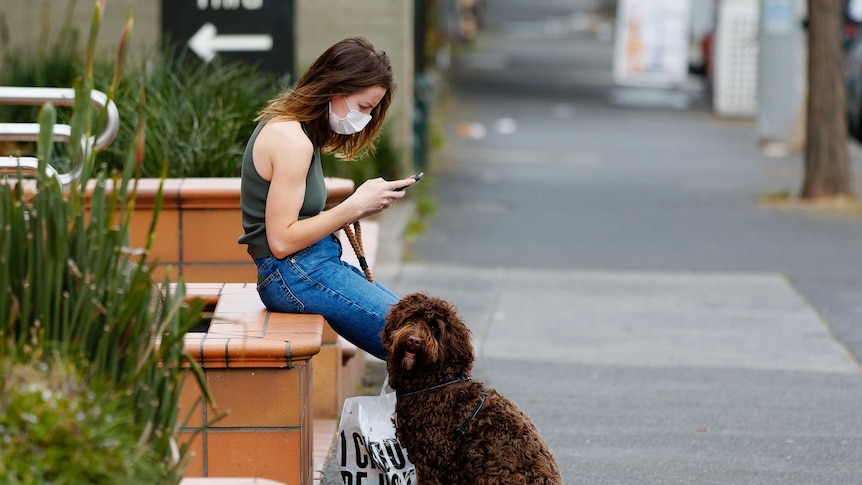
[803,0,855,199]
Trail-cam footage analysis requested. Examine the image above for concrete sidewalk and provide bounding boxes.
[323,259,862,484]
[384,263,862,483]
[322,160,862,484]
[320,116,862,485]
[388,265,858,375]
[319,98,862,485]
[319,0,862,478]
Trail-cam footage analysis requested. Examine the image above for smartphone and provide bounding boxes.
[394,172,424,191]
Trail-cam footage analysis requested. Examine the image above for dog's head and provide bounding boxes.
[382,293,474,377]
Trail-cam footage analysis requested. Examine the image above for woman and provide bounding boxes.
[238,37,415,360]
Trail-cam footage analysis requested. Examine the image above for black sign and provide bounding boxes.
[161,0,294,76]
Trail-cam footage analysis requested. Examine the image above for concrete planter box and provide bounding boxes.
[126,177,355,284]
[172,283,324,484]
[136,177,372,484]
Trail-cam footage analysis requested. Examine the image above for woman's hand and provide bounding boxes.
[346,176,417,221]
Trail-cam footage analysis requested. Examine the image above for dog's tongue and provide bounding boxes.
[402,351,416,370]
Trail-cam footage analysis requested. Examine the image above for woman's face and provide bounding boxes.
[331,85,387,118]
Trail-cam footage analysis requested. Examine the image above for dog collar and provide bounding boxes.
[396,375,471,399]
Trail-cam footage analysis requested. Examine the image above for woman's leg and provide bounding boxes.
[342,260,399,300]
[255,235,396,360]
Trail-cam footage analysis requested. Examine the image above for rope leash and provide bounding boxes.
[341,221,374,283]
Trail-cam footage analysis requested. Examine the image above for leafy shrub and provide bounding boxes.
[0,14,412,181]
[0,355,170,484]
[0,10,281,179]
[0,3,81,124]
[0,3,214,482]
[97,47,282,178]
[0,83,208,485]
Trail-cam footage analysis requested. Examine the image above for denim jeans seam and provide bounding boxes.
[258,266,305,313]
[293,266,385,321]
[287,257,319,288]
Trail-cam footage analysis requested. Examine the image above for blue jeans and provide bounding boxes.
[254,234,397,360]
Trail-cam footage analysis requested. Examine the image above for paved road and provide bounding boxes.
[327,1,862,483]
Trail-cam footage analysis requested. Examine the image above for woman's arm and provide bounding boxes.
[256,120,416,259]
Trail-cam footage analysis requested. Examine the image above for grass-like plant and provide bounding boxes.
[0,2,214,481]
[0,2,81,120]
[0,3,281,179]
[97,46,282,178]
[1,6,412,182]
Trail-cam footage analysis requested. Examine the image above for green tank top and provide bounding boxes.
[238,122,327,259]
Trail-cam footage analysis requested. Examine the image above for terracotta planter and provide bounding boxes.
[173,283,324,484]
[137,177,369,484]
[125,177,355,283]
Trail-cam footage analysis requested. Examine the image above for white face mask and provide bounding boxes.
[328,97,372,135]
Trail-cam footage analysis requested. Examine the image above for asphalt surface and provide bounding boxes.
[324,1,862,483]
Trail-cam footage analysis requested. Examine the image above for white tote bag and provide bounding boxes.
[336,382,416,485]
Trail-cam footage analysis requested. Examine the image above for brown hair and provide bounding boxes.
[256,36,396,160]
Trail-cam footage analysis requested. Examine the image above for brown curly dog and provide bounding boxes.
[382,292,563,485]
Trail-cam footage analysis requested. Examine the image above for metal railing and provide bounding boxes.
[0,86,120,187]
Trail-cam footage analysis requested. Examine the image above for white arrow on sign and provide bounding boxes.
[189,22,273,62]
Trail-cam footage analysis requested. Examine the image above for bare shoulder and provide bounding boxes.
[257,120,313,155]
[253,120,314,180]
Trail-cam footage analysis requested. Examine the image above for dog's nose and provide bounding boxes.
[406,335,422,350]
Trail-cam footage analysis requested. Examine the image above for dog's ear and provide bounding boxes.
[441,315,474,368]
[424,297,474,369]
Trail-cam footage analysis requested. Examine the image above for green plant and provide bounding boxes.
[2,2,413,182]
[0,354,169,484]
[0,2,92,174]
[0,2,214,482]
[97,46,282,178]
[758,189,794,203]
[0,5,281,179]
[0,1,81,124]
